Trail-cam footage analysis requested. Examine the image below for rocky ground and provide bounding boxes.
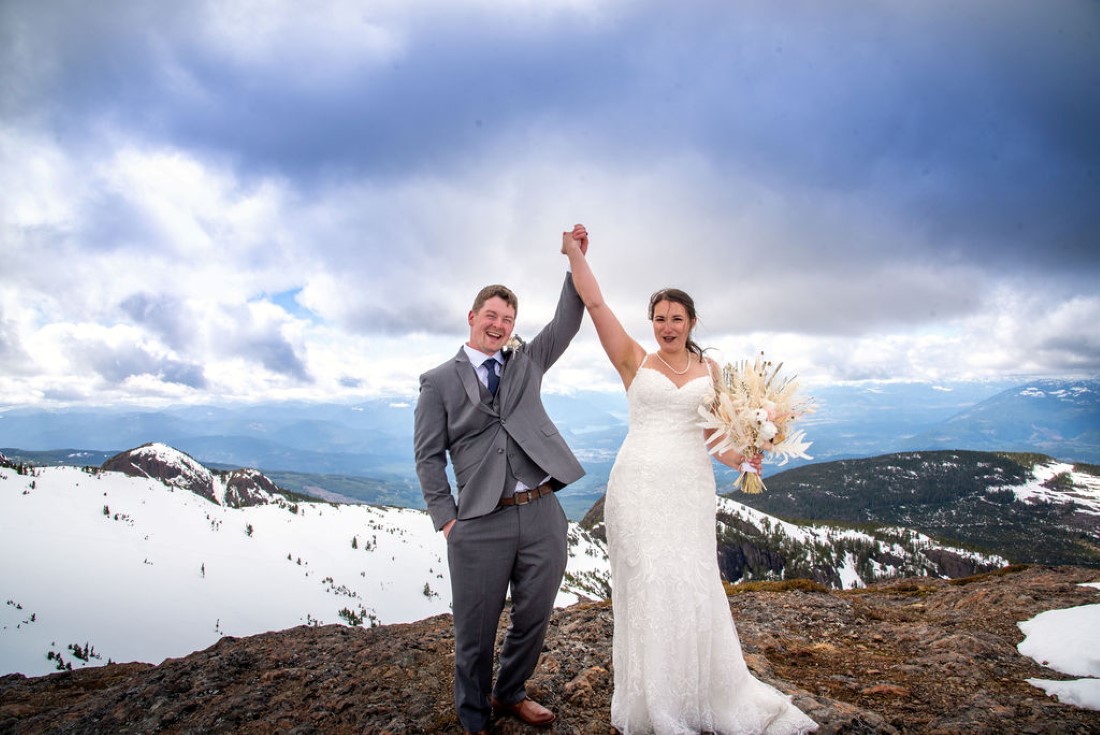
[2,565,1098,734]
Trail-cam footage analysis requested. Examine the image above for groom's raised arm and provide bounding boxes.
[525,225,588,370]
[524,274,583,370]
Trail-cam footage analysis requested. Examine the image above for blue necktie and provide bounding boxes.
[483,358,499,395]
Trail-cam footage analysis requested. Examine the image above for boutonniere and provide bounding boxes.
[503,334,525,355]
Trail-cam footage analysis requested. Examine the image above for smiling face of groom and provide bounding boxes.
[467,287,517,356]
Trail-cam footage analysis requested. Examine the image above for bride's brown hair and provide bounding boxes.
[648,288,704,360]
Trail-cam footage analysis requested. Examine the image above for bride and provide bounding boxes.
[561,227,817,735]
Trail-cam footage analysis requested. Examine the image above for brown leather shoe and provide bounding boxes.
[491,696,555,727]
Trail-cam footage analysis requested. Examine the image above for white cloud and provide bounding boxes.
[196,0,406,73]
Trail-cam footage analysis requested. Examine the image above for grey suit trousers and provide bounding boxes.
[446,492,569,730]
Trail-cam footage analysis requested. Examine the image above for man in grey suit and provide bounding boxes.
[413,225,589,734]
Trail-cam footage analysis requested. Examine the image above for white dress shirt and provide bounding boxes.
[462,344,502,389]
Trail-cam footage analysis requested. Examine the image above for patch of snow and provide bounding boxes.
[1006,462,1100,515]
[1025,678,1100,712]
[837,553,863,590]
[1018,594,1100,712]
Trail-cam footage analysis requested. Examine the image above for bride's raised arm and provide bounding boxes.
[561,225,646,388]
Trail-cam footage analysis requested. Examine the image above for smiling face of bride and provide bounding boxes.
[649,298,697,356]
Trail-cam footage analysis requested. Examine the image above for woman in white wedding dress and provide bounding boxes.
[561,232,817,735]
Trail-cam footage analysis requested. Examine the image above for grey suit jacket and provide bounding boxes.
[413,274,586,530]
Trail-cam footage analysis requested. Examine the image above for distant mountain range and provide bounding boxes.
[904,379,1100,459]
[1,378,1096,520]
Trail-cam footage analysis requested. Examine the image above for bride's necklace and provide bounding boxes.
[653,350,692,375]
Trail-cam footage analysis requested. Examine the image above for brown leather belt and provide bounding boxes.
[498,482,555,507]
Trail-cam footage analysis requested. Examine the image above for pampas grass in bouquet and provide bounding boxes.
[698,352,815,493]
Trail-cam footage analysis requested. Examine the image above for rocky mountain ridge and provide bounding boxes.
[2,565,1098,734]
[99,442,292,508]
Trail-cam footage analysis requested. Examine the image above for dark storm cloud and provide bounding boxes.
[0,1,604,179]
[612,2,1100,272]
[13,0,1095,278]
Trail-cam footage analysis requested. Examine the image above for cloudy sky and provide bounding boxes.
[2,0,1098,406]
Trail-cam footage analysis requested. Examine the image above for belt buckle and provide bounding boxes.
[515,490,531,506]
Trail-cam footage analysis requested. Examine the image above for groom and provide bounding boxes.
[413,225,589,734]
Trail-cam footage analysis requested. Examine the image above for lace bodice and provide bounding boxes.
[625,367,714,435]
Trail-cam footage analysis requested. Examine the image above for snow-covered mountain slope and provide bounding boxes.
[740,450,1100,567]
[0,446,610,678]
[715,497,1008,590]
[1009,460,1100,513]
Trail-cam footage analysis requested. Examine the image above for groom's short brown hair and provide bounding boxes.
[471,285,518,315]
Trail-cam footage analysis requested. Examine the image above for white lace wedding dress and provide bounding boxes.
[605,365,818,735]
